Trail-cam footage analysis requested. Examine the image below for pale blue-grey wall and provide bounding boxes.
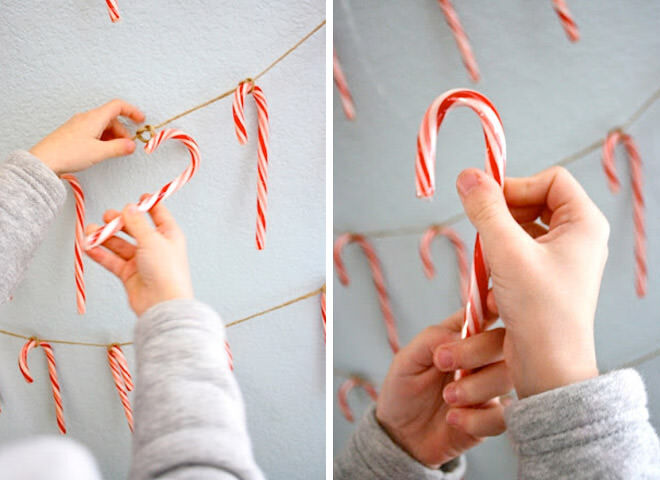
[333,1,660,477]
[0,1,325,479]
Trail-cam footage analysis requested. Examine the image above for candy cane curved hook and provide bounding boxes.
[233,80,271,250]
[552,0,579,42]
[60,174,86,314]
[338,376,378,423]
[602,131,646,298]
[19,339,66,434]
[333,50,356,120]
[85,128,200,249]
[415,89,506,339]
[334,233,400,353]
[106,0,120,23]
[107,345,134,432]
[420,226,469,302]
[437,0,480,82]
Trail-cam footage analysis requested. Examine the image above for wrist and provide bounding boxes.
[29,146,61,175]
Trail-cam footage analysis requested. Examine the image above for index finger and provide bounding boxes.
[95,99,145,124]
[147,202,180,237]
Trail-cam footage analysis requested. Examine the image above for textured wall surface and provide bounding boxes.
[0,1,325,478]
[333,1,660,477]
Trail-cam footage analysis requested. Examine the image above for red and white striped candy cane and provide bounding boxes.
[225,341,234,371]
[338,376,378,423]
[437,0,480,83]
[416,89,506,339]
[107,345,134,432]
[552,0,579,42]
[61,175,86,314]
[602,131,646,297]
[321,285,326,343]
[85,128,200,249]
[333,233,400,353]
[420,226,469,303]
[333,50,356,120]
[106,0,120,23]
[19,339,66,434]
[232,80,270,250]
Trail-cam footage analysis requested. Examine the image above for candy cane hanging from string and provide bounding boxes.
[233,79,271,250]
[333,50,356,120]
[19,339,66,434]
[602,130,646,297]
[105,0,120,23]
[61,175,86,314]
[552,0,579,42]
[437,0,480,82]
[333,233,400,353]
[338,376,378,423]
[321,284,326,343]
[85,128,200,249]
[107,345,134,432]
[420,226,469,303]
[415,89,506,339]
[225,341,234,371]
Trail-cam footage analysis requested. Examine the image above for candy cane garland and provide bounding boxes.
[85,129,200,249]
[552,0,580,42]
[602,131,646,298]
[107,345,134,432]
[232,80,271,250]
[415,89,506,339]
[19,339,66,434]
[333,50,356,120]
[61,175,86,314]
[420,226,469,303]
[106,0,121,23]
[334,233,400,353]
[437,0,480,82]
[338,376,378,423]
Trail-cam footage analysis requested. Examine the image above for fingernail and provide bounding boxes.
[443,385,458,404]
[456,170,481,196]
[436,349,453,370]
[446,411,459,426]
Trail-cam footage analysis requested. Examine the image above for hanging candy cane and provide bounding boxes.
[602,130,646,297]
[19,339,66,434]
[321,285,326,343]
[106,0,120,23]
[338,376,378,423]
[552,0,579,42]
[437,0,480,83]
[233,79,271,250]
[333,50,356,120]
[225,341,234,371]
[415,89,506,339]
[334,234,400,353]
[85,128,200,249]
[107,345,134,432]
[61,175,86,314]
[420,226,469,302]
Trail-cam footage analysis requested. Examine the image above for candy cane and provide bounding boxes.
[106,0,120,23]
[85,128,200,249]
[321,285,326,343]
[415,89,506,339]
[437,0,480,82]
[602,131,646,298]
[338,376,378,423]
[19,339,66,434]
[334,233,400,353]
[60,175,86,314]
[552,0,579,42]
[333,50,356,120]
[107,345,134,432]
[233,80,271,250]
[225,341,234,371]
[420,226,469,303]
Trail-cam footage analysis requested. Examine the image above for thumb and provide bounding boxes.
[122,204,155,244]
[456,168,526,258]
[95,138,136,162]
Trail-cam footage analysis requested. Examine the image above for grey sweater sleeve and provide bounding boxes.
[130,299,265,480]
[506,369,660,479]
[0,150,66,302]
[334,404,466,480]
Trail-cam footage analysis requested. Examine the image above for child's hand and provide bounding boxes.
[30,99,145,175]
[456,166,608,399]
[85,201,193,317]
[375,309,512,468]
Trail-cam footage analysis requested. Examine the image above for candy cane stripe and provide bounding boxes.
[107,345,134,431]
[321,286,326,343]
[334,234,400,353]
[61,175,86,314]
[552,0,579,42]
[437,0,480,82]
[338,376,378,423]
[106,0,121,23]
[333,50,356,120]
